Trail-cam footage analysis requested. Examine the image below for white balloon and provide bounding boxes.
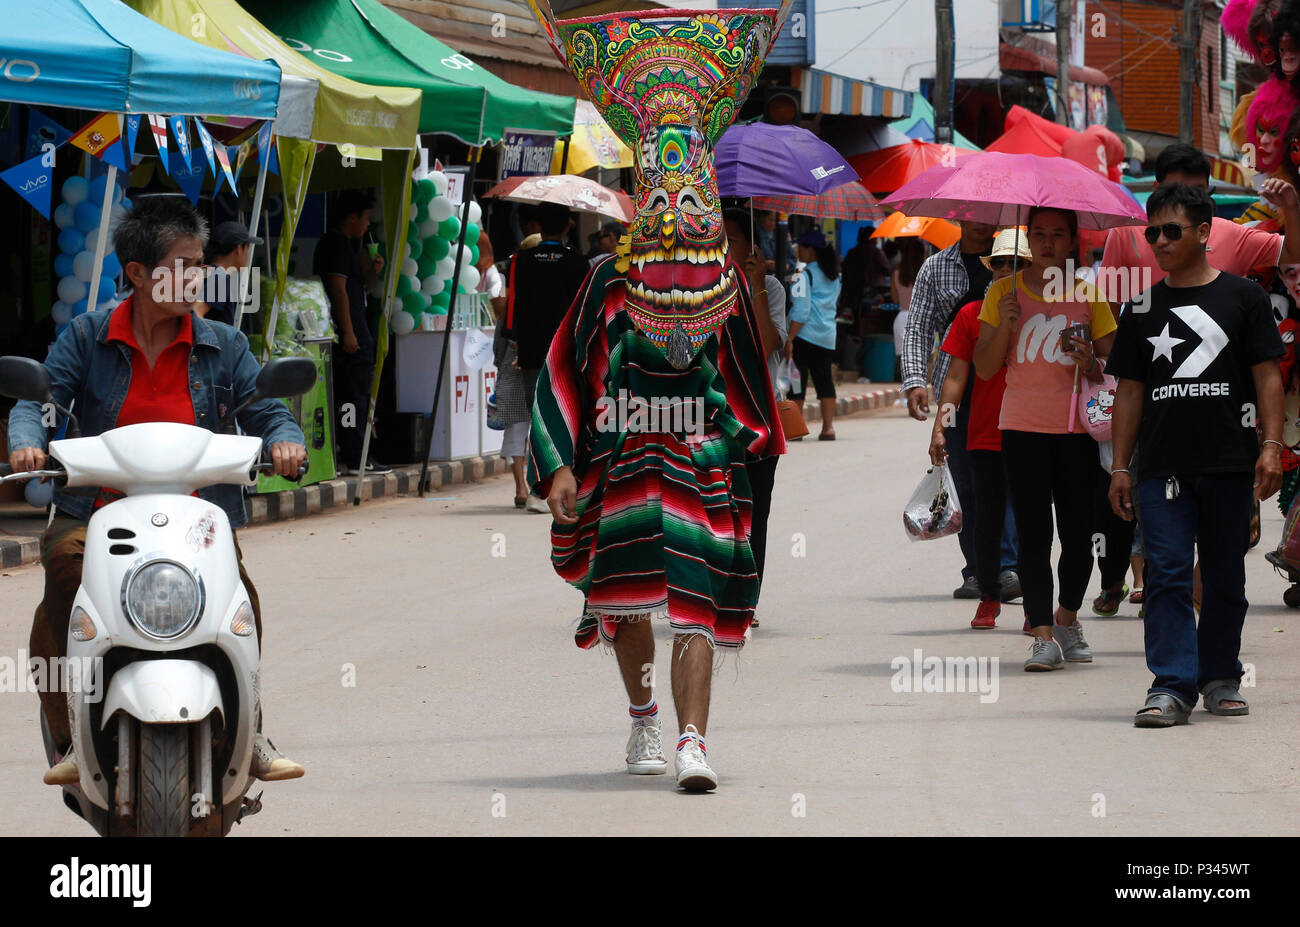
[402,257,418,277]
[418,217,440,239]
[404,274,421,296]
[391,310,416,335]
[402,241,412,263]
[466,200,482,225]
[57,276,87,304]
[434,256,457,280]
[73,250,97,283]
[25,478,54,508]
[51,302,71,325]
[428,196,453,223]
[429,171,448,196]
[454,265,481,292]
[53,203,75,229]
[420,275,444,297]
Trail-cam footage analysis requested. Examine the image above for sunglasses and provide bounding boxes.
[989,256,1019,270]
[1143,223,1198,244]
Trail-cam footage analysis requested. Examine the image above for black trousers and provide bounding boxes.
[1001,430,1098,628]
[969,449,1010,600]
[332,343,375,468]
[745,455,779,595]
[790,338,836,400]
[1093,464,1137,590]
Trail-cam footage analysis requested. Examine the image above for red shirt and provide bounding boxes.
[941,299,1008,452]
[107,296,196,429]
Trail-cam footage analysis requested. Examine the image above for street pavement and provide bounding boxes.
[1,404,1298,836]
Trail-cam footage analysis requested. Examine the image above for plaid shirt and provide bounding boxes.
[901,243,975,395]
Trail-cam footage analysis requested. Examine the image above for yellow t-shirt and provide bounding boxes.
[978,272,1116,434]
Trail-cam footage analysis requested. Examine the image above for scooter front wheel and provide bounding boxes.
[137,724,190,837]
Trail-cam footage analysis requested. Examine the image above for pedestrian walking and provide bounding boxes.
[901,220,999,598]
[929,228,1029,628]
[973,206,1116,670]
[1108,183,1285,726]
[784,228,841,440]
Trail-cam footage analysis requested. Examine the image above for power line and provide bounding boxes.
[818,0,911,71]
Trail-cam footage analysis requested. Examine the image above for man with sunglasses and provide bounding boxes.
[1107,183,1285,727]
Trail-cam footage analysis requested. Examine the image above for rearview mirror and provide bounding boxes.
[0,356,52,403]
[256,357,317,400]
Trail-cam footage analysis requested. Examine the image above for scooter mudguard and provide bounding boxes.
[100,660,224,727]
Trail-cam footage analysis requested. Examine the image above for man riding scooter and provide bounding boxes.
[7,196,308,786]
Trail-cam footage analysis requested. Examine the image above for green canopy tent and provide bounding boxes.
[241,0,579,492]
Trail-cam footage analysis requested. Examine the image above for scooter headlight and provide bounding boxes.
[122,559,203,640]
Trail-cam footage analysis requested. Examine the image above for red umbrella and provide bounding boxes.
[753,182,885,222]
[483,173,633,222]
[849,140,978,194]
[985,118,1064,158]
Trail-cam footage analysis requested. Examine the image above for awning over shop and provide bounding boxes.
[127,0,421,148]
[791,67,912,120]
[890,93,979,151]
[241,0,576,145]
[1211,157,1249,189]
[999,42,1111,88]
[2,0,280,117]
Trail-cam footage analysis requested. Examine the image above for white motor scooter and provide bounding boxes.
[0,355,315,836]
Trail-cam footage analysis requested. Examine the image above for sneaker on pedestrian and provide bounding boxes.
[525,494,549,514]
[1024,637,1065,671]
[998,570,1022,602]
[675,724,717,792]
[43,746,78,785]
[971,599,999,630]
[251,733,305,781]
[625,717,667,775]
[1053,618,1093,663]
[952,576,980,599]
[344,460,392,475]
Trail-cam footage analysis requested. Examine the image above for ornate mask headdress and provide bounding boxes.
[531,3,790,368]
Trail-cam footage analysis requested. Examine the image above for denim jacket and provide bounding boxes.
[7,306,305,528]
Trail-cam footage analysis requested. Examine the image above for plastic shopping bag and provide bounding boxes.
[902,463,963,542]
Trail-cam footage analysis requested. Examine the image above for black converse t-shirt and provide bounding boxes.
[1106,272,1283,480]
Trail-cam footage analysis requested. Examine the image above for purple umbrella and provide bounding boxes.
[716,123,859,197]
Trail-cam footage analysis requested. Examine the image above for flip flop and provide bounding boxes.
[1200,679,1249,716]
[1134,693,1192,728]
[818,432,836,441]
[514,496,527,508]
[1128,588,1144,604]
[1092,582,1128,617]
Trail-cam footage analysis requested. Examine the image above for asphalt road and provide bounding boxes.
[2,406,1297,835]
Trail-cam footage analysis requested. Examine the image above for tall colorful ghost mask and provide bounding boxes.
[531,3,789,368]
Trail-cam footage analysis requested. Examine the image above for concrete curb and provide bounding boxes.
[0,387,901,569]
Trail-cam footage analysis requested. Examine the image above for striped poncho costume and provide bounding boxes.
[528,256,785,650]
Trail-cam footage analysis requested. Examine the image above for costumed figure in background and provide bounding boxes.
[1264,257,1300,603]
[525,2,788,791]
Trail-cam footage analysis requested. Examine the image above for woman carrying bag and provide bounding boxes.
[785,229,843,441]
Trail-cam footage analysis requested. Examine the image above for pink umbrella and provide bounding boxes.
[483,173,634,222]
[883,152,1146,432]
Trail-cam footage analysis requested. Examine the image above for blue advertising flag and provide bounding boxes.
[256,120,273,170]
[24,108,72,160]
[194,119,217,177]
[169,115,192,170]
[169,150,205,205]
[124,115,141,160]
[1,153,55,218]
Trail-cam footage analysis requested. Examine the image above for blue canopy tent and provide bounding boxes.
[1,0,283,315]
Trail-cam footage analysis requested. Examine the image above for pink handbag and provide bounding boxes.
[1078,373,1118,441]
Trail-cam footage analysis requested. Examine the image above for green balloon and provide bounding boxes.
[468,244,480,265]
[401,291,424,315]
[464,222,481,245]
[407,219,419,241]
[437,216,461,241]
[430,290,451,310]
[416,177,436,204]
[414,202,430,223]
[407,236,423,261]
[416,253,438,278]
[397,275,414,297]
[427,236,450,261]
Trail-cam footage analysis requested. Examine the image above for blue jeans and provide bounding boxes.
[1136,474,1252,706]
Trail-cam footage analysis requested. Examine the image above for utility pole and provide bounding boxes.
[1180,0,1199,143]
[1055,0,1071,125]
[934,0,954,145]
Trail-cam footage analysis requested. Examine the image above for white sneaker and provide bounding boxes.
[675,724,717,791]
[251,733,305,781]
[625,717,667,775]
[525,494,549,514]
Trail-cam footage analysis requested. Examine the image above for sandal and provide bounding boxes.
[1249,499,1261,550]
[514,495,527,508]
[1134,693,1192,728]
[1200,679,1249,716]
[1091,582,1128,617]
[1128,588,1144,604]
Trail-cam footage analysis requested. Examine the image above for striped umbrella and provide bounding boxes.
[753,182,885,222]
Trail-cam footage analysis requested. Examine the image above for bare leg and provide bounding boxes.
[1130,555,1144,590]
[671,634,712,737]
[819,397,836,436]
[612,617,655,705]
[511,457,527,499]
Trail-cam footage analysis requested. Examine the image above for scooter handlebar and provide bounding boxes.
[0,468,65,484]
[251,462,309,483]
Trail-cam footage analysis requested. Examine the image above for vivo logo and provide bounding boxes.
[0,58,40,82]
[19,174,48,192]
[233,79,261,100]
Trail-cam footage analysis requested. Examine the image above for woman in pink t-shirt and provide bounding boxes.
[974,206,1117,672]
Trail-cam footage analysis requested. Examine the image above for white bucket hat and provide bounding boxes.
[981,226,1032,270]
